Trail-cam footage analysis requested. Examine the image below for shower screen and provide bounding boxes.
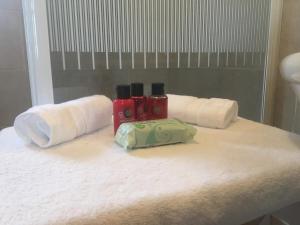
[45,0,271,121]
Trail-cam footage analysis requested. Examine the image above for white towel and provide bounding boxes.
[167,94,198,120]
[168,94,238,129]
[2,119,300,225]
[14,95,112,148]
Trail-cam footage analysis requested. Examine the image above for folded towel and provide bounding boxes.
[167,94,238,129]
[14,95,112,148]
[167,94,198,120]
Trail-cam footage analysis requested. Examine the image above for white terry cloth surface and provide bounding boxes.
[1,118,300,225]
[167,94,238,129]
[14,95,112,148]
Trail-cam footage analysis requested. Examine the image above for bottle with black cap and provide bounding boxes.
[113,85,135,134]
[131,83,147,121]
[148,83,168,120]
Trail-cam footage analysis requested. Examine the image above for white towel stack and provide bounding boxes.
[168,94,238,129]
[14,95,112,148]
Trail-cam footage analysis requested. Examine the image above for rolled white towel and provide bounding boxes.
[168,94,238,129]
[14,95,112,148]
[167,94,198,119]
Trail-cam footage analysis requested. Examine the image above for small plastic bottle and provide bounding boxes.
[148,83,168,120]
[113,85,135,134]
[131,83,148,121]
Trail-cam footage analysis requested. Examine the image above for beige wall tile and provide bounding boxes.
[0,70,31,128]
[274,0,300,133]
[0,0,21,11]
[0,0,31,129]
[0,10,27,70]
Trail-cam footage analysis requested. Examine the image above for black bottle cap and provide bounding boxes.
[152,83,165,96]
[131,83,144,97]
[116,85,131,99]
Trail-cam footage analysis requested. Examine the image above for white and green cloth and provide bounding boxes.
[115,119,197,149]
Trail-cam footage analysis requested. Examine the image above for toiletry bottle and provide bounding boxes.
[113,85,135,134]
[131,83,147,121]
[148,83,168,120]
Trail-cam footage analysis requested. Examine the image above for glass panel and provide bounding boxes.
[46,0,271,122]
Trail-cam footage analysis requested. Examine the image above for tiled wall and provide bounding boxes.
[274,0,300,133]
[0,0,31,129]
[271,1,300,220]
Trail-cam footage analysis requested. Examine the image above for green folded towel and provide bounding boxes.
[115,119,197,150]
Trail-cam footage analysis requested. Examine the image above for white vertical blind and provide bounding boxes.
[46,0,271,70]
